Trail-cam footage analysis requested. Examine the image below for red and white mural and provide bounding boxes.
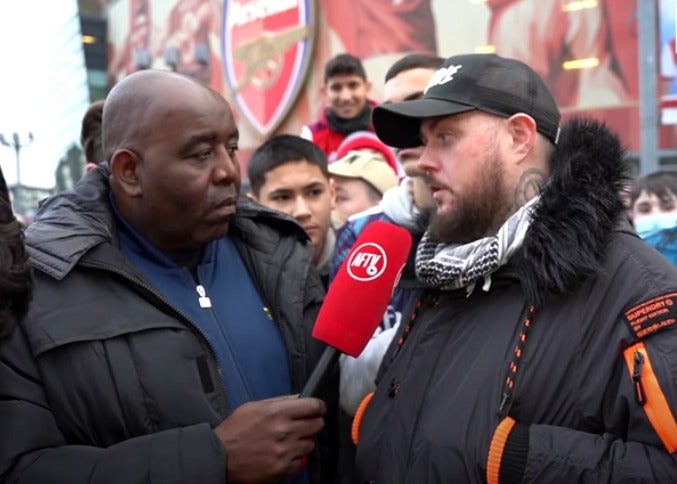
[107,0,674,166]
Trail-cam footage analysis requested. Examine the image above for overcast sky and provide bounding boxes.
[0,0,90,189]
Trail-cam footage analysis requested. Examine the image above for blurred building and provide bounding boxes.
[80,15,108,102]
[79,0,110,101]
[102,0,676,177]
[0,0,91,218]
[51,0,111,197]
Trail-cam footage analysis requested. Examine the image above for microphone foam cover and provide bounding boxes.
[312,221,412,357]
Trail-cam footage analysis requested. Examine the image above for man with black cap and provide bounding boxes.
[352,53,677,482]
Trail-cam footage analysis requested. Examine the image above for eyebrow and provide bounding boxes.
[268,181,326,196]
[305,181,327,190]
[179,129,239,155]
[419,117,448,141]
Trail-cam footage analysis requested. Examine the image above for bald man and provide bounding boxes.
[0,70,337,484]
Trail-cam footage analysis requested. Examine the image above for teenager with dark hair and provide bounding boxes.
[248,134,336,287]
[301,53,375,160]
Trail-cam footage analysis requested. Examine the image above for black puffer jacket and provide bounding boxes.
[356,119,677,483]
[0,167,337,483]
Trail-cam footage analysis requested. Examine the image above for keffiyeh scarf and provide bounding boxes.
[415,196,540,292]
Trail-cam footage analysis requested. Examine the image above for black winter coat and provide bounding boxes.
[356,119,677,483]
[0,167,337,483]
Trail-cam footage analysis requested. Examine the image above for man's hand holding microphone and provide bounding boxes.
[214,221,412,482]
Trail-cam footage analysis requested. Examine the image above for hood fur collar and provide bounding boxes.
[516,118,631,306]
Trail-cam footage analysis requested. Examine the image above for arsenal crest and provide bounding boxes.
[222,0,316,136]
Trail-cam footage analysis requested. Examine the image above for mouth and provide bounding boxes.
[302,225,319,237]
[428,184,445,202]
[337,104,357,114]
[211,196,237,218]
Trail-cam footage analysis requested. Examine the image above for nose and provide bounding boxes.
[416,145,437,175]
[213,146,239,182]
[338,87,352,102]
[292,195,312,220]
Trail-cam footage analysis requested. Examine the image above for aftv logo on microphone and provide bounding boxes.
[347,243,387,281]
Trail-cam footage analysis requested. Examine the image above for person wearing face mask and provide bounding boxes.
[630,170,677,265]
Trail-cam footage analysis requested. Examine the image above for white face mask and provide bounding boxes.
[635,213,677,240]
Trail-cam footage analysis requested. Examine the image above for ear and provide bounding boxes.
[364,80,373,94]
[246,191,257,201]
[109,149,142,197]
[506,114,537,162]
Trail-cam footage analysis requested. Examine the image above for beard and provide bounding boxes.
[428,151,513,244]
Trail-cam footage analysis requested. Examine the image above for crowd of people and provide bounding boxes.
[1,47,677,484]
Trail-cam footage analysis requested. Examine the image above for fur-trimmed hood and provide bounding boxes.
[515,118,631,306]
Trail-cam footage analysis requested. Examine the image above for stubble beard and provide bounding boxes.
[428,151,513,245]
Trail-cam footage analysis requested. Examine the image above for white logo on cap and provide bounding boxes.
[424,64,463,94]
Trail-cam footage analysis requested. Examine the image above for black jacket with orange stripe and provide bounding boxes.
[354,119,677,483]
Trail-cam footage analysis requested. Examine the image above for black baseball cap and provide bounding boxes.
[373,53,561,148]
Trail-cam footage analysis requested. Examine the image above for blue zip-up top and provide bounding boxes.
[111,200,293,411]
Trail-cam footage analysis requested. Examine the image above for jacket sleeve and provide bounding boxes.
[486,326,677,484]
[0,327,227,484]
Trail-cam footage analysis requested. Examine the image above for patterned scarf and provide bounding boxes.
[415,196,539,292]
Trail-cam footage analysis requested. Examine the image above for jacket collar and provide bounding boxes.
[516,118,631,306]
[25,164,113,280]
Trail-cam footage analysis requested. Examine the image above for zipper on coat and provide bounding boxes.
[196,285,212,308]
[633,349,646,406]
[497,304,535,418]
[196,277,252,404]
[83,262,229,408]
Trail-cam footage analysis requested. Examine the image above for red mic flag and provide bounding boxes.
[313,221,412,357]
[300,221,412,398]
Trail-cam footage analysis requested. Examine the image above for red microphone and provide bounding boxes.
[299,221,412,398]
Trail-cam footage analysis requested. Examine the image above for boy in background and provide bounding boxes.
[248,135,337,287]
[301,53,375,161]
